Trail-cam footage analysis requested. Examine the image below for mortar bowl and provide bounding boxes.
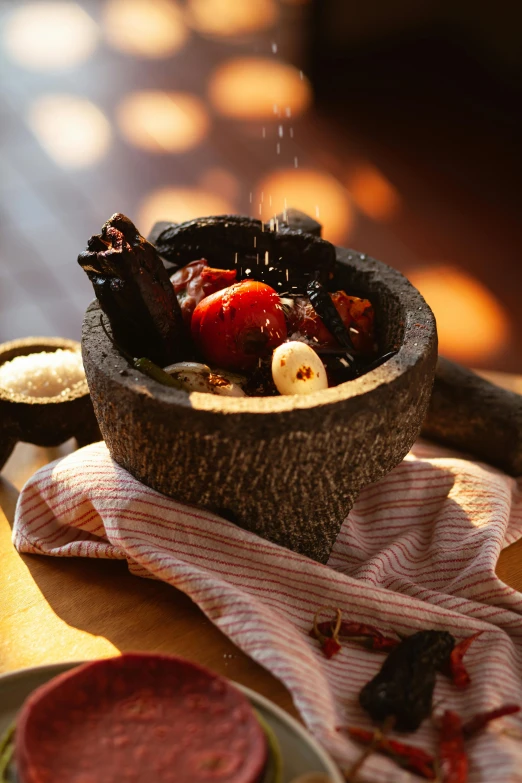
[81,217,437,563]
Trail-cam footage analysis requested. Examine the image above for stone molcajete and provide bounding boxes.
[81,211,437,563]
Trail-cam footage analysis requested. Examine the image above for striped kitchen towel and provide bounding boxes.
[13,441,522,782]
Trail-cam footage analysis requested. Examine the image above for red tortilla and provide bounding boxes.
[16,654,268,783]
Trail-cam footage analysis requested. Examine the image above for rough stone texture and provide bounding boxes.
[0,337,100,471]
[82,238,437,562]
[422,356,522,476]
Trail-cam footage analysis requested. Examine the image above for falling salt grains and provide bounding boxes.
[265,251,269,266]
[294,156,299,168]
[289,127,294,138]
[285,107,292,118]
[299,70,304,80]
[0,349,85,399]
[315,205,320,218]
[276,143,280,154]
[249,192,253,203]
[278,125,284,137]
[262,127,266,138]
[272,42,278,53]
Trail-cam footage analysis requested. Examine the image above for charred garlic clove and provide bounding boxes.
[163,362,246,397]
[272,341,328,395]
[208,373,246,397]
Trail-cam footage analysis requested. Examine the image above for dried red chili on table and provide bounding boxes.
[314,620,399,652]
[439,710,468,783]
[449,631,483,689]
[345,726,436,779]
[310,607,343,659]
[310,607,399,658]
[462,704,520,736]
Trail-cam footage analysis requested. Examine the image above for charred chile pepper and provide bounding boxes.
[346,727,436,779]
[439,710,468,783]
[359,630,455,731]
[306,280,355,361]
[154,215,336,294]
[449,631,483,689]
[78,213,185,366]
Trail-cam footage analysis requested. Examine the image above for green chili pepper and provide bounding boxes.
[100,314,185,391]
[0,723,15,783]
[134,358,185,389]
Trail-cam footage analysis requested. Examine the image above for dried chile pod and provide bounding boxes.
[153,214,336,294]
[359,630,455,732]
[78,213,185,366]
[270,207,322,236]
[306,280,356,360]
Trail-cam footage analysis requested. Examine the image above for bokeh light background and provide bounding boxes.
[0,0,519,370]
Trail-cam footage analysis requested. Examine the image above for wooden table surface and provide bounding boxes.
[2,369,522,722]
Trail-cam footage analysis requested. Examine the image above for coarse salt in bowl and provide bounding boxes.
[0,349,86,400]
[0,337,99,472]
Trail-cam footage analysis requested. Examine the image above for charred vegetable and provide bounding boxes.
[191,280,287,371]
[291,291,375,356]
[78,213,185,366]
[171,259,237,325]
[273,207,322,237]
[164,362,246,397]
[272,342,327,395]
[359,630,455,731]
[154,215,336,295]
[306,280,355,362]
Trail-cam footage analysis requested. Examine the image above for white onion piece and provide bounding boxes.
[164,362,245,396]
[272,341,328,395]
[163,361,211,375]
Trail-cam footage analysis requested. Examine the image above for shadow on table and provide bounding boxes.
[1,477,296,713]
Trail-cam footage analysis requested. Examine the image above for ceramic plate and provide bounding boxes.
[0,662,343,783]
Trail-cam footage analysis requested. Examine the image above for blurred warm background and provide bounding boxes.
[1,0,521,370]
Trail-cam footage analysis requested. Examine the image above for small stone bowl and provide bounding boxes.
[0,337,100,472]
[81,223,437,563]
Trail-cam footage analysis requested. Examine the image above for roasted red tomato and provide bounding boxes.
[191,280,287,370]
[290,291,375,354]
